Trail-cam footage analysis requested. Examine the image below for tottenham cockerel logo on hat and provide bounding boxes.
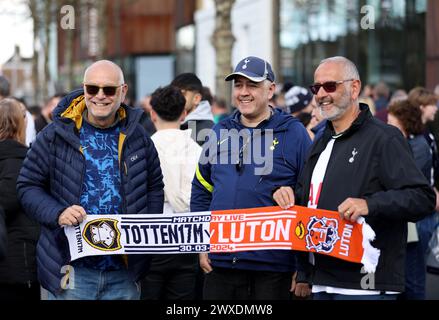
[225,56,275,83]
[83,218,122,251]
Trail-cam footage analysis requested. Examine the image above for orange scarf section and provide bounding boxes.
[209,205,380,273]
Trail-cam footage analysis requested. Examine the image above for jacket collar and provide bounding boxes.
[311,103,371,156]
[323,103,371,139]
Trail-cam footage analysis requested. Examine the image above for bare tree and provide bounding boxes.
[211,0,235,108]
[26,0,41,103]
[42,0,53,100]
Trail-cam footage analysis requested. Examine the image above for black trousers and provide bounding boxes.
[203,267,293,300]
[0,283,41,300]
[141,254,199,300]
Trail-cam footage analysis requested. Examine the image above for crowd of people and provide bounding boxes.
[0,54,438,301]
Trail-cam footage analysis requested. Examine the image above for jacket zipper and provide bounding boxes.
[119,139,128,214]
[119,137,129,269]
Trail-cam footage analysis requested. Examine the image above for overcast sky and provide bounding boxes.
[0,0,33,66]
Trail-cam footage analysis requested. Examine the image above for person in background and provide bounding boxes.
[35,93,66,133]
[359,84,376,115]
[139,94,157,137]
[0,98,40,300]
[141,85,202,300]
[0,77,35,147]
[211,97,229,124]
[27,105,42,121]
[285,86,314,117]
[272,82,294,113]
[387,99,434,299]
[171,73,215,146]
[390,89,408,104]
[408,87,439,259]
[0,76,9,101]
[373,82,391,123]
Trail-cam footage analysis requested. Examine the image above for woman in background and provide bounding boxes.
[0,98,40,300]
[387,99,433,300]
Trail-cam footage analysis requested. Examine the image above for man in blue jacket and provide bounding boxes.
[17,60,164,300]
[191,56,312,300]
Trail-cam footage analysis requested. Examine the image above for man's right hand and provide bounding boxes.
[273,186,295,209]
[199,252,213,274]
[58,205,87,226]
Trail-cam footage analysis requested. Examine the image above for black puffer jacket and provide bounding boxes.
[0,206,6,261]
[0,139,40,285]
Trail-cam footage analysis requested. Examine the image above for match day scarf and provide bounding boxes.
[65,205,380,273]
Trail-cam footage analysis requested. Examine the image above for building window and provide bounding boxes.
[280,0,426,91]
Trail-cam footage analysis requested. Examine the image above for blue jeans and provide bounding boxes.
[313,292,398,300]
[417,213,438,254]
[404,242,426,300]
[403,213,438,300]
[47,266,140,300]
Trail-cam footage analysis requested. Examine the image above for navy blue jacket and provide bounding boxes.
[17,89,164,294]
[191,108,312,272]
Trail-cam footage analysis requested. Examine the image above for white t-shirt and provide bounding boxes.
[151,128,202,214]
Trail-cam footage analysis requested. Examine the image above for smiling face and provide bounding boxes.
[313,62,359,122]
[83,61,128,128]
[233,76,275,124]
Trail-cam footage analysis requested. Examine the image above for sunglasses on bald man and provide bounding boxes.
[84,84,124,96]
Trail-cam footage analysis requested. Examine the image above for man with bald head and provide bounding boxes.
[273,56,435,299]
[17,60,164,300]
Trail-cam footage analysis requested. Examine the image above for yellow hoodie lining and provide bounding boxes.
[61,95,127,166]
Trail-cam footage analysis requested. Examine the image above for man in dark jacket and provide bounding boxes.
[17,60,164,300]
[274,56,435,300]
[191,56,312,300]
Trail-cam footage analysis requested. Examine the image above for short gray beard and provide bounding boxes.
[318,89,351,121]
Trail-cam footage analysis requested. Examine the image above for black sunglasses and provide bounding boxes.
[84,84,124,96]
[309,79,354,95]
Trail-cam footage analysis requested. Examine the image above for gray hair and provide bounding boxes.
[319,56,360,80]
[0,76,10,97]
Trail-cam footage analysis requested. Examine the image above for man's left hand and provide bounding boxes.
[338,198,369,222]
